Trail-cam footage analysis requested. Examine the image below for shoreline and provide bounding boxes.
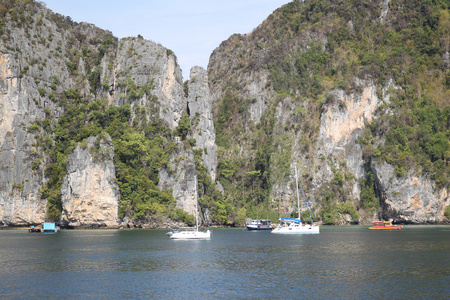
[1,223,448,230]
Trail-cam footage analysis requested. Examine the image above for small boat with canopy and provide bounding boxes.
[246,219,273,230]
[369,220,402,230]
[40,222,60,234]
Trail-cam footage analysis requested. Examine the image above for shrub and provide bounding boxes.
[38,87,46,97]
[336,202,360,221]
[27,124,39,133]
[445,206,450,219]
[32,160,40,170]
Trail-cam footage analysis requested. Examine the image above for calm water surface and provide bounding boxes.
[0,226,448,299]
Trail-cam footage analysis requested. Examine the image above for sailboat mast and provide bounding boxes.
[195,175,199,231]
[298,169,315,224]
[195,197,198,230]
[294,165,301,222]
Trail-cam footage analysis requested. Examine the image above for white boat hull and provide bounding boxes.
[168,229,211,240]
[271,224,319,234]
[272,165,320,235]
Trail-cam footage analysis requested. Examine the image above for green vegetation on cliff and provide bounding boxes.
[37,87,196,224]
[2,0,221,225]
[3,0,449,226]
[210,0,449,224]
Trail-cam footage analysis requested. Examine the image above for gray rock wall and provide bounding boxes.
[374,162,449,223]
[60,135,119,227]
[186,66,217,180]
[100,37,185,130]
[0,51,48,226]
[207,13,448,224]
[0,3,218,227]
[158,145,198,218]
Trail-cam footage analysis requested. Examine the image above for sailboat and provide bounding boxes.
[271,165,320,234]
[166,177,211,240]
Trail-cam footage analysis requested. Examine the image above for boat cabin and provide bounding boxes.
[369,221,402,230]
[41,222,59,234]
[246,219,273,230]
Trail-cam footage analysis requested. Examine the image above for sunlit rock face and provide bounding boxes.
[60,135,119,228]
[0,1,219,227]
[158,145,198,218]
[209,28,448,224]
[0,49,48,227]
[373,162,449,224]
[99,37,186,130]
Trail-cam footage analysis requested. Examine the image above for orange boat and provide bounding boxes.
[369,221,403,230]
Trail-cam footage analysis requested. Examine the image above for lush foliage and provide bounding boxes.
[6,0,450,225]
[38,86,199,224]
[211,0,449,224]
[358,93,450,190]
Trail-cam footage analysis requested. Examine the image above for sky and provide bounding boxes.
[42,0,292,80]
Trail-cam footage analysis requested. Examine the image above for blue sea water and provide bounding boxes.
[0,226,448,299]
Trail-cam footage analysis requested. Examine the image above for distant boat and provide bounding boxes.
[271,217,319,234]
[369,221,403,230]
[166,177,211,240]
[28,225,40,233]
[246,219,273,231]
[272,165,320,234]
[40,222,60,234]
[166,225,211,239]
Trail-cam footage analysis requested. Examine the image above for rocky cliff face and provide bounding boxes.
[186,66,217,180]
[157,66,217,221]
[158,146,198,217]
[60,135,119,227]
[207,0,449,224]
[0,5,118,227]
[0,1,217,227]
[1,0,447,227]
[374,162,448,223]
[0,11,51,226]
[99,37,185,130]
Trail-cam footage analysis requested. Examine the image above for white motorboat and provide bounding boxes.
[272,165,320,234]
[246,219,273,230]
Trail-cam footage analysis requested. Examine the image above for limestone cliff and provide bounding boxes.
[373,162,448,224]
[99,37,185,130]
[158,145,198,218]
[208,0,449,224]
[60,135,119,227]
[0,1,218,227]
[0,4,121,227]
[1,0,447,227]
[157,67,217,223]
[186,66,217,181]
